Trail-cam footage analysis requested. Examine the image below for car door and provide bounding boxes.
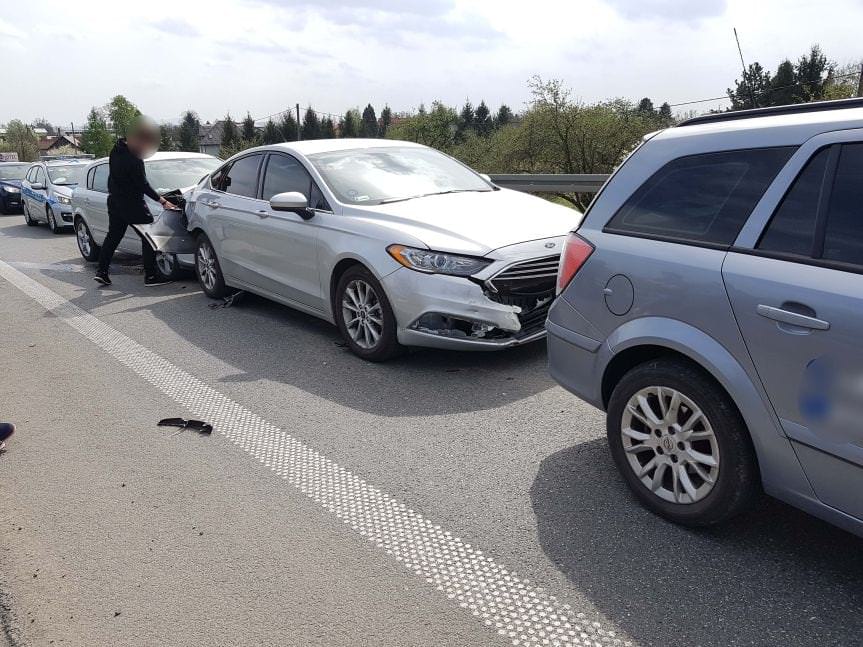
[255,152,325,310]
[84,163,111,238]
[30,166,48,219]
[200,154,267,287]
[21,166,35,213]
[723,139,863,519]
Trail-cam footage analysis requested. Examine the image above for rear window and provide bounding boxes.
[605,147,795,246]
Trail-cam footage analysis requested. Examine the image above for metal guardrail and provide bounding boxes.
[489,173,610,194]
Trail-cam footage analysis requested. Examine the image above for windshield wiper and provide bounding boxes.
[378,189,491,205]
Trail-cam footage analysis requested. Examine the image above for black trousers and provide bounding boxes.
[97,210,156,275]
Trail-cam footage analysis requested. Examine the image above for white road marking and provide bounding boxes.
[0,259,629,647]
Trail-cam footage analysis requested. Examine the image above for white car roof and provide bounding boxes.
[145,151,218,161]
[264,138,426,156]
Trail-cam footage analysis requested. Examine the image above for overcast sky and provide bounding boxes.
[1,0,860,127]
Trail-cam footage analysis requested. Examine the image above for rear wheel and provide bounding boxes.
[75,218,100,262]
[195,233,230,298]
[23,202,37,226]
[334,265,403,362]
[606,358,760,527]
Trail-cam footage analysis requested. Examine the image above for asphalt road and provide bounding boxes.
[0,214,861,647]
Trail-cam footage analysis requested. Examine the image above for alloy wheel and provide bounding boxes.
[156,252,176,278]
[197,241,217,291]
[76,220,91,257]
[341,279,384,350]
[620,386,720,504]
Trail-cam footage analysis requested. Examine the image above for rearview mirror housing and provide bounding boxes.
[269,191,313,218]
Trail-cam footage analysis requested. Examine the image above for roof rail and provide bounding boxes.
[677,97,863,128]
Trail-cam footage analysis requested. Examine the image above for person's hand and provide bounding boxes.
[160,197,179,210]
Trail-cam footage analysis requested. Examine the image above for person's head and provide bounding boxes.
[125,115,160,159]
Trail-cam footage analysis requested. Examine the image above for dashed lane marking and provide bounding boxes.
[0,258,631,647]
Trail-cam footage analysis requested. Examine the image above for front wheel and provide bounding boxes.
[195,233,230,298]
[334,265,403,362]
[47,208,61,234]
[75,218,100,262]
[23,202,37,226]
[606,358,760,527]
[155,251,184,281]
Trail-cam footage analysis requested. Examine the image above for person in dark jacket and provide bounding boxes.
[94,116,177,287]
[0,422,13,451]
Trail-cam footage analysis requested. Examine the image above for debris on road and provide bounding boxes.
[208,291,246,309]
[157,418,213,435]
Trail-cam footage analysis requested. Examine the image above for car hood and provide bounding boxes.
[0,179,23,189]
[53,185,75,198]
[346,188,582,256]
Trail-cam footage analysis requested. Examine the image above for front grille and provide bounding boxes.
[485,255,560,338]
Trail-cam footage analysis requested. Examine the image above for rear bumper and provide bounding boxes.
[546,319,605,410]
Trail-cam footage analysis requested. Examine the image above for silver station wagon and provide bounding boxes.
[186,139,581,361]
[547,98,863,537]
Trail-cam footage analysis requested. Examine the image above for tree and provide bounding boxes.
[31,118,55,135]
[474,101,493,136]
[81,108,113,158]
[495,104,514,128]
[301,107,321,140]
[262,119,281,145]
[339,110,360,138]
[159,125,177,152]
[768,60,797,106]
[636,98,655,115]
[241,112,257,142]
[1,120,40,162]
[795,44,832,102]
[107,95,141,137]
[387,101,459,149]
[457,100,475,140]
[220,114,239,153]
[278,112,299,142]
[727,62,772,110]
[359,104,378,137]
[824,60,863,100]
[658,102,673,125]
[178,110,201,152]
[380,105,393,137]
[321,116,337,139]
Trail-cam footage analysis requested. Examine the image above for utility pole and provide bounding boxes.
[733,28,757,109]
[296,104,301,141]
[857,62,863,97]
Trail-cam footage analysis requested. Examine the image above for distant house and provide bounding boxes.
[38,132,82,157]
[198,120,254,156]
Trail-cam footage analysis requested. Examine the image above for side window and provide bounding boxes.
[92,164,109,193]
[26,167,36,182]
[222,155,262,198]
[606,147,795,246]
[262,154,311,202]
[33,167,44,185]
[310,182,331,211]
[822,143,863,266]
[757,147,830,256]
[210,163,231,192]
[87,167,95,189]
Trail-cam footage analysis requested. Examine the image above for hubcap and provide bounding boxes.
[76,222,91,256]
[620,386,720,504]
[49,212,55,229]
[156,252,175,278]
[341,279,384,350]
[197,242,217,290]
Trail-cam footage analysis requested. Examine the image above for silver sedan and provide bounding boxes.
[186,139,581,361]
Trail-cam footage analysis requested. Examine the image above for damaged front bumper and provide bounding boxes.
[382,267,549,351]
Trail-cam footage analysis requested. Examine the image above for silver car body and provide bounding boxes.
[72,152,220,267]
[547,101,863,537]
[186,139,582,350]
[22,158,91,228]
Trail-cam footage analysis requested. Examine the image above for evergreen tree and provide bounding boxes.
[178,110,201,152]
[636,98,655,114]
[474,100,492,136]
[221,114,239,152]
[278,112,298,142]
[81,108,113,158]
[360,104,378,137]
[458,100,475,140]
[380,105,392,137]
[321,117,337,139]
[340,110,359,138]
[159,125,177,152]
[495,104,513,128]
[768,60,797,106]
[241,112,257,142]
[658,102,673,124]
[301,107,321,140]
[727,62,772,110]
[262,119,281,145]
[795,44,831,102]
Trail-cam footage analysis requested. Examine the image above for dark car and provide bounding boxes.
[0,162,29,214]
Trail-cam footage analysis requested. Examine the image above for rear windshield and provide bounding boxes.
[145,158,221,193]
[606,147,795,247]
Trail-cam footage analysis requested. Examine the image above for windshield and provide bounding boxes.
[307,146,493,206]
[47,165,86,185]
[145,158,222,193]
[0,164,29,181]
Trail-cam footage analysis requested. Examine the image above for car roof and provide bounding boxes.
[262,138,426,156]
[145,151,218,161]
[44,158,91,166]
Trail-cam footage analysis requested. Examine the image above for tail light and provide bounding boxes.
[556,233,594,293]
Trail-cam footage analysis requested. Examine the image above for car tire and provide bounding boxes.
[155,251,185,281]
[606,357,760,527]
[195,233,230,299]
[334,265,404,362]
[23,202,37,226]
[75,218,101,262]
[47,208,61,234]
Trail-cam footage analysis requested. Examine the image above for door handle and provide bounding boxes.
[205,200,221,209]
[256,209,270,218]
[756,304,830,331]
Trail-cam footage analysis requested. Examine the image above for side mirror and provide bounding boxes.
[31,182,45,190]
[269,191,313,219]
[479,173,492,183]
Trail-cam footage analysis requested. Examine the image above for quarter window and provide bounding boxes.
[218,155,262,198]
[822,143,863,266]
[33,167,44,185]
[757,147,830,256]
[92,164,109,193]
[606,147,795,246]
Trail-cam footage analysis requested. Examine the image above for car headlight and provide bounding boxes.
[56,195,71,205]
[3,186,20,194]
[387,244,492,277]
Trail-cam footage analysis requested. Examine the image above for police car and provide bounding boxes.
[0,162,29,214]
[22,157,92,233]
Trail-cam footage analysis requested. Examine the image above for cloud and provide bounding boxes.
[603,0,727,21]
[149,18,200,37]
